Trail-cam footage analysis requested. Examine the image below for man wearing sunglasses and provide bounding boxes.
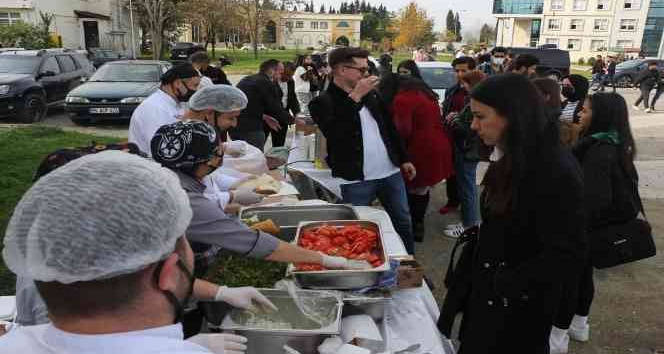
[309,47,417,255]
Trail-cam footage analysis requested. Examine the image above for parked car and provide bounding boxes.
[415,61,457,104]
[0,49,94,123]
[65,60,171,125]
[241,43,267,51]
[507,47,571,79]
[170,42,205,61]
[88,49,127,68]
[613,59,664,87]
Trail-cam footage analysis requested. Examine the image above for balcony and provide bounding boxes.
[493,0,544,15]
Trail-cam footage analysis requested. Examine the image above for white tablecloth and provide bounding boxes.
[286,133,345,199]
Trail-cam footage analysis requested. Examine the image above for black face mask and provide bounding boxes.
[154,258,196,324]
[174,81,197,103]
[562,85,575,99]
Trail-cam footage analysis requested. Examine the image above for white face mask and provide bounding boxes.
[492,57,505,66]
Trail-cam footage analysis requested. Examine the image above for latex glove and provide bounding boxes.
[223,141,247,157]
[215,286,279,311]
[231,188,264,205]
[321,254,372,270]
[228,175,257,190]
[263,114,282,131]
[187,333,248,354]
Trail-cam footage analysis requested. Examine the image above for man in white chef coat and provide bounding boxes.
[0,151,269,353]
[128,63,201,155]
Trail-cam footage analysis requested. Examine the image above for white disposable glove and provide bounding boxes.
[320,254,372,270]
[215,286,279,311]
[223,141,247,157]
[187,333,248,354]
[231,188,264,206]
[228,175,257,190]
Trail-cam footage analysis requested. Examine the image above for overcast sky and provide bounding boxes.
[320,0,495,35]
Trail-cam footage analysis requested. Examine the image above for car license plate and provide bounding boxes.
[89,107,120,114]
[178,54,187,58]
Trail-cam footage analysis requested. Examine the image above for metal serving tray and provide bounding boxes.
[239,204,359,242]
[219,288,343,354]
[287,220,390,290]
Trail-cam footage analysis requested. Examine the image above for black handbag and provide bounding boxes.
[589,161,656,269]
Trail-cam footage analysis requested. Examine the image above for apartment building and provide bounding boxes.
[494,0,655,61]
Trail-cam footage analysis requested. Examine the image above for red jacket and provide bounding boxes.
[391,89,454,189]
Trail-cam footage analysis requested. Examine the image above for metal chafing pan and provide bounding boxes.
[239,204,359,242]
[287,220,390,290]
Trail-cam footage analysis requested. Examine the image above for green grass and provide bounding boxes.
[572,67,592,79]
[0,127,122,295]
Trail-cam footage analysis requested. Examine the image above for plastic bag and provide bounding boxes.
[222,140,268,175]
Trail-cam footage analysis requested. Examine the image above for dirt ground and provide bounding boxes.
[417,185,664,354]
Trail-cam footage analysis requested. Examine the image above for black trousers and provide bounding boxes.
[553,264,594,328]
[407,192,430,225]
[635,87,653,108]
[264,123,287,147]
[651,88,664,109]
[446,175,459,206]
[598,74,615,92]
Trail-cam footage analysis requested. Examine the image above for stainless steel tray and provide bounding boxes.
[287,220,390,290]
[219,288,343,354]
[342,290,391,322]
[239,204,359,242]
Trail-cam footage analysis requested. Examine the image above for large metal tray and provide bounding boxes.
[287,220,390,290]
[239,204,359,242]
[219,288,343,354]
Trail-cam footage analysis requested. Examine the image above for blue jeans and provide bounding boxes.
[454,146,480,228]
[341,172,415,254]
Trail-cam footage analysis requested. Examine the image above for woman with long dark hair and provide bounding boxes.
[396,59,423,80]
[379,73,453,242]
[550,92,640,353]
[438,74,585,353]
[293,54,316,114]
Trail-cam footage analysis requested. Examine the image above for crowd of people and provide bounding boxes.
[0,45,646,354]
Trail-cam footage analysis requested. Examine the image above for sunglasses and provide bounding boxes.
[344,66,370,75]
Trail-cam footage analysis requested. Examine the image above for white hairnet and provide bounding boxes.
[3,150,192,284]
[188,84,248,112]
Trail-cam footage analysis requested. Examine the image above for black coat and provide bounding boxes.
[439,137,586,353]
[277,79,301,116]
[635,69,660,90]
[200,65,230,85]
[309,82,408,181]
[233,73,292,133]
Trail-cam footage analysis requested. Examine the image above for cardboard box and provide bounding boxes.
[394,256,425,289]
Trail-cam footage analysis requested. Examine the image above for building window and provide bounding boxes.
[597,0,610,9]
[594,18,609,30]
[337,21,350,28]
[546,38,560,47]
[573,0,588,10]
[548,18,562,30]
[319,21,328,29]
[285,21,293,29]
[0,12,21,26]
[551,0,564,10]
[620,18,637,30]
[617,39,634,48]
[624,0,641,8]
[310,21,318,29]
[570,19,584,30]
[591,39,607,50]
[295,21,304,28]
[567,39,582,50]
[492,0,544,15]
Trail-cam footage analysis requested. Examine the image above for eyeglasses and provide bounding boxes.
[398,70,411,75]
[344,66,370,75]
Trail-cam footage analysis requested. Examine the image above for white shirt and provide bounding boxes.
[293,66,310,93]
[128,89,184,156]
[342,107,400,184]
[279,81,288,108]
[196,69,213,88]
[0,323,211,354]
[560,101,579,123]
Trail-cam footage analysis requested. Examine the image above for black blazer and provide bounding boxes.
[234,73,292,132]
[276,80,300,116]
[309,82,408,181]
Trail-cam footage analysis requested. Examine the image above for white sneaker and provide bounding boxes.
[633,105,642,111]
[569,322,590,342]
[445,222,462,230]
[444,225,465,239]
[549,327,570,354]
[645,108,652,113]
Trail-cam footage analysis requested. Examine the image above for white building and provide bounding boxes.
[494,0,651,61]
[275,12,363,49]
[0,0,137,55]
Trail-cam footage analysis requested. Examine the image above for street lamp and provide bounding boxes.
[129,0,136,59]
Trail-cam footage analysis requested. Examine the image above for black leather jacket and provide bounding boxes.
[309,82,408,181]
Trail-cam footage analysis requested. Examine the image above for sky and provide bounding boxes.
[321,0,495,36]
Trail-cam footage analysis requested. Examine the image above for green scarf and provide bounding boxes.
[591,130,620,145]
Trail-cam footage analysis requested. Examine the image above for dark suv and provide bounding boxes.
[0,49,95,123]
[170,42,205,62]
[507,47,571,79]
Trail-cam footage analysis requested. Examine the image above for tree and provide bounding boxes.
[479,23,496,44]
[319,4,325,13]
[181,0,235,58]
[392,2,435,49]
[237,0,303,58]
[0,22,48,49]
[455,12,462,42]
[309,0,314,12]
[132,0,183,59]
[445,10,454,36]
[38,11,56,48]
